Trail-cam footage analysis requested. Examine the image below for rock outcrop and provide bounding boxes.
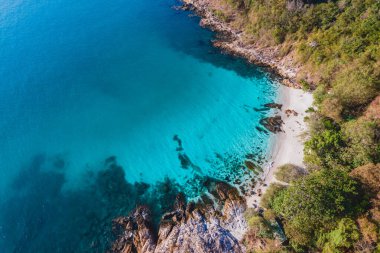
[109,182,247,253]
[260,116,284,133]
[264,103,283,110]
[180,0,303,88]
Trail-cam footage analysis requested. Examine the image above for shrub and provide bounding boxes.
[275,164,307,183]
[243,208,284,252]
[263,209,276,221]
[260,183,286,209]
[245,214,275,239]
[213,10,229,22]
[320,97,343,122]
[300,79,311,91]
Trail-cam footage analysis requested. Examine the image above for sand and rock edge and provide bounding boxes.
[108,2,314,252]
[178,0,313,206]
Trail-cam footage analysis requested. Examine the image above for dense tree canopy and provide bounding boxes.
[317,218,360,253]
[271,169,365,249]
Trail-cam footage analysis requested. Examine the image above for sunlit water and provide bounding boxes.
[0,0,278,251]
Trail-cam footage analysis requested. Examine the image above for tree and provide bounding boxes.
[260,183,286,209]
[272,169,364,248]
[341,120,380,168]
[317,218,360,253]
[350,163,380,194]
[274,164,307,183]
[332,65,378,110]
[350,163,380,228]
[304,125,344,169]
[356,217,378,246]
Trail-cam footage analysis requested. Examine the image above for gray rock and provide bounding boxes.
[109,183,247,253]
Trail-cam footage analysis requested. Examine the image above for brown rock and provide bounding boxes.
[260,116,284,133]
[285,109,298,117]
[109,183,248,253]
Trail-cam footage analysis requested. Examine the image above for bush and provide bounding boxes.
[300,79,311,91]
[260,183,286,209]
[213,10,229,22]
[313,83,328,105]
[263,209,276,221]
[274,164,307,183]
[305,115,379,170]
[320,97,343,122]
[245,214,275,239]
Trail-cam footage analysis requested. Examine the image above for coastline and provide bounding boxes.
[181,0,302,88]
[247,86,313,208]
[180,0,314,207]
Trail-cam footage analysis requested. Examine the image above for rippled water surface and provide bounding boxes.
[0,0,278,251]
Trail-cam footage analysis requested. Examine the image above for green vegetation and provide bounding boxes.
[213,0,380,117]
[243,208,286,252]
[257,164,380,252]
[317,218,360,253]
[260,183,286,209]
[304,116,380,170]
[206,0,380,251]
[274,163,307,183]
[271,169,366,250]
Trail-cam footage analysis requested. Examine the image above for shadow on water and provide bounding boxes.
[163,6,273,81]
[0,4,280,253]
[0,155,181,253]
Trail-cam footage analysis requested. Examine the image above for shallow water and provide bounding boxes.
[0,0,278,251]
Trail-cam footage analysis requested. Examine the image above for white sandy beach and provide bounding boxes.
[247,85,313,208]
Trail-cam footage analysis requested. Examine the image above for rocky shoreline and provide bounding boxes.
[180,0,302,88]
[109,181,248,253]
[107,3,315,252]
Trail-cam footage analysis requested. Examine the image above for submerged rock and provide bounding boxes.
[244,160,257,171]
[253,107,271,112]
[264,103,282,110]
[109,182,247,253]
[109,206,156,253]
[178,153,192,168]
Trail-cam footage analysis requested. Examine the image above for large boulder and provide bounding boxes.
[109,206,156,253]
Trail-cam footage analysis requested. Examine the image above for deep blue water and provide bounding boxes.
[0,0,278,252]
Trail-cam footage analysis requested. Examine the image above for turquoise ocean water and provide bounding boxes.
[0,0,278,251]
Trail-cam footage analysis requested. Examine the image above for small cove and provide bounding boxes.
[0,0,279,251]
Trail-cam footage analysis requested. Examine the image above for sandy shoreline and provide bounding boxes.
[247,86,313,208]
[180,0,314,208]
[230,86,313,240]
